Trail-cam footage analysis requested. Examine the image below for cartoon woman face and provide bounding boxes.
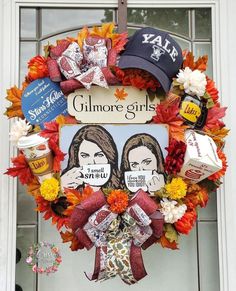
[61,125,120,190]
[120,133,166,194]
[78,140,109,166]
[128,146,158,171]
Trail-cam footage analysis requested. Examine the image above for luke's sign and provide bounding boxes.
[67,86,159,123]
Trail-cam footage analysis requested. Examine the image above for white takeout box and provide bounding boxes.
[179,130,222,182]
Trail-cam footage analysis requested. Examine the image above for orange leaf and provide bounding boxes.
[27,177,41,197]
[183,51,208,72]
[205,127,230,148]
[91,23,115,39]
[114,87,128,101]
[153,101,188,141]
[77,26,89,49]
[5,154,34,184]
[157,234,179,250]
[5,85,25,118]
[60,230,82,251]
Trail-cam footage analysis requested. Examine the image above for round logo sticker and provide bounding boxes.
[22,77,67,125]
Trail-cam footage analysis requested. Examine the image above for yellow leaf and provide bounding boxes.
[91,23,115,39]
[77,26,89,49]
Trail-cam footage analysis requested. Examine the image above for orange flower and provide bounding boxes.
[206,77,219,104]
[35,195,69,230]
[208,149,227,181]
[174,209,197,235]
[28,55,49,81]
[107,190,129,214]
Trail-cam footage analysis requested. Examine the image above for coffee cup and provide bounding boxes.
[18,133,53,183]
[79,164,111,186]
[124,170,161,193]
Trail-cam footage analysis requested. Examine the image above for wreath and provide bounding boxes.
[4,23,228,284]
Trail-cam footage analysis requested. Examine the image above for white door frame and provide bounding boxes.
[0,1,235,291]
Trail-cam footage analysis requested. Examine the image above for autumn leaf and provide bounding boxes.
[5,85,25,118]
[157,233,179,250]
[164,224,179,243]
[5,153,34,185]
[112,31,128,53]
[48,139,66,172]
[60,230,83,251]
[40,120,59,143]
[90,23,128,53]
[183,51,208,72]
[77,26,89,49]
[27,177,41,197]
[153,102,188,141]
[204,106,227,130]
[56,114,77,125]
[63,186,94,216]
[91,22,115,39]
[114,87,128,101]
[205,127,230,148]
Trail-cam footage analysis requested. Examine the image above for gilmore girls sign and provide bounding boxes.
[22,78,67,126]
[68,86,159,123]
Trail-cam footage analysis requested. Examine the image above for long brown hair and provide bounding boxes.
[63,125,120,188]
[120,133,165,188]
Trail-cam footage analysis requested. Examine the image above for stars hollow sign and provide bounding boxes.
[67,86,160,123]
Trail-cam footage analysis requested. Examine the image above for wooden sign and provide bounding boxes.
[67,86,160,123]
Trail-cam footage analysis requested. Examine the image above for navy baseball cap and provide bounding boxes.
[118,27,183,92]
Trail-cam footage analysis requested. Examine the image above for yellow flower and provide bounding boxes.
[165,178,187,200]
[40,177,59,201]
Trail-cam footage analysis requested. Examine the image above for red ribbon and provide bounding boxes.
[70,189,164,283]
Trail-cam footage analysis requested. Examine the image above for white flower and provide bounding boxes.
[160,198,187,224]
[176,67,207,97]
[10,119,31,145]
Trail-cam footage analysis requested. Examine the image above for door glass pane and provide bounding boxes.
[17,183,37,224]
[20,8,37,38]
[195,9,212,39]
[194,42,213,77]
[41,8,114,36]
[198,222,220,291]
[20,42,37,83]
[16,227,37,291]
[128,8,190,37]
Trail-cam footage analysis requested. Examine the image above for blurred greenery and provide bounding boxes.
[195,9,212,39]
[127,8,190,37]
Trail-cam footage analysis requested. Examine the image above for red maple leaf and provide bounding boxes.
[153,102,188,141]
[49,139,66,172]
[204,105,227,130]
[40,121,59,144]
[5,153,34,184]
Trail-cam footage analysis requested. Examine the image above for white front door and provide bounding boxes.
[14,5,220,291]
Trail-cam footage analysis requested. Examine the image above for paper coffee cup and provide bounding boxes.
[124,170,153,192]
[80,164,111,186]
[18,133,53,183]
